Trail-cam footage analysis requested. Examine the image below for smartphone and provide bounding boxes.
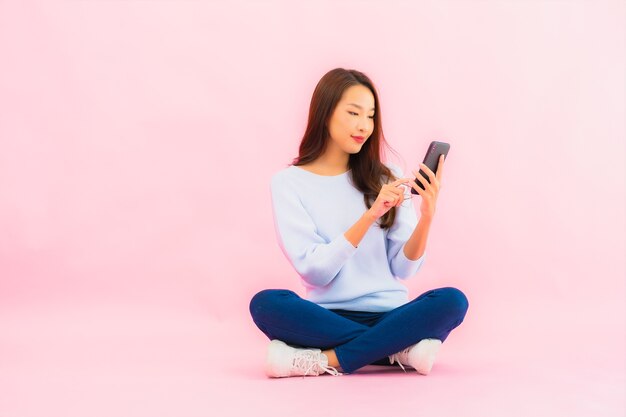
[411,141,450,194]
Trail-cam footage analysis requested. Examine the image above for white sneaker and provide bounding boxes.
[265,340,343,378]
[389,338,442,375]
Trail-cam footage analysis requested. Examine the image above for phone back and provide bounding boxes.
[411,141,450,194]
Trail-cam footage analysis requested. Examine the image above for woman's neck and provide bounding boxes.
[301,147,349,176]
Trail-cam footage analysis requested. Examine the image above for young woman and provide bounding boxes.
[249,68,469,378]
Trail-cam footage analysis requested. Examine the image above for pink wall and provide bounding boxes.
[1,0,624,329]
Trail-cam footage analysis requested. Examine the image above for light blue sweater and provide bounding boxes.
[270,162,426,312]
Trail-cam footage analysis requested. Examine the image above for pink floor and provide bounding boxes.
[1,298,624,417]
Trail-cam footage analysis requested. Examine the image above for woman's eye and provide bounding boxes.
[349,111,375,119]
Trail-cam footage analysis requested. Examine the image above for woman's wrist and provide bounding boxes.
[419,212,434,223]
[364,208,379,222]
[345,209,378,248]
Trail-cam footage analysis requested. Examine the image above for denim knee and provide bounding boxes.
[437,287,469,320]
[249,289,297,321]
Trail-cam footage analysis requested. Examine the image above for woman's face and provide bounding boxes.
[326,84,375,156]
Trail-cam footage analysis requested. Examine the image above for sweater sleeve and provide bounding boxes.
[385,163,426,279]
[270,173,358,288]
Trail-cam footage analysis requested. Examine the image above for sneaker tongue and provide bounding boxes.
[318,353,329,368]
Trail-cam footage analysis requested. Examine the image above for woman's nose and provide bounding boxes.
[358,120,368,131]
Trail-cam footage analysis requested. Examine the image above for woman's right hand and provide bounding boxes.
[367,178,410,220]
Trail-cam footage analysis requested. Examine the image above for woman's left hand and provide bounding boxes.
[408,154,445,219]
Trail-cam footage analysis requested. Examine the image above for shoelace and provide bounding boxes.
[293,350,343,377]
[388,348,409,373]
[319,363,342,377]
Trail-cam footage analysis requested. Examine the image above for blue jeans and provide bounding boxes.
[249,287,469,374]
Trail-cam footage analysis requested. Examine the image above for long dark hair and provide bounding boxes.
[292,67,399,229]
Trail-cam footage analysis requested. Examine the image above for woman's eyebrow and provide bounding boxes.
[347,103,375,111]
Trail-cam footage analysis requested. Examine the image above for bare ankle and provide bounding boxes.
[322,349,341,369]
